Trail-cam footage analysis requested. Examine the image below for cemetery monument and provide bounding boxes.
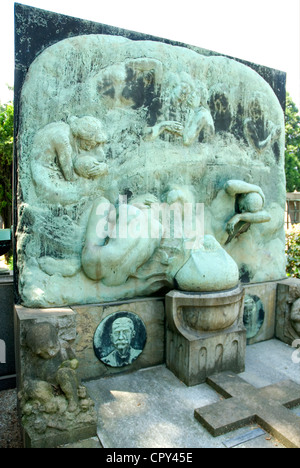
[13,3,300,448]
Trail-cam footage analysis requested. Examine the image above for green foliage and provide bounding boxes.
[0,101,14,227]
[7,254,13,271]
[285,93,300,192]
[286,224,300,278]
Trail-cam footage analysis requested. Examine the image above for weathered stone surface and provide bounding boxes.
[165,287,246,385]
[243,281,278,344]
[74,299,165,381]
[15,10,286,308]
[194,371,300,448]
[276,278,300,345]
[15,305,97,448]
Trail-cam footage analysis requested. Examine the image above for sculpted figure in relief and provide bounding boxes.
[287,284,300,337]
[81,185,242,293]
[17,35,286,307]
[23,322,93,415]
[81,189,193,287]
[244,95,281,153]
[290,299,300,335]
[30,116,108,205]
[224,180,271,244]
[146,72,215,145]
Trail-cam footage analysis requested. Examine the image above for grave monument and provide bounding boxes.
[13,3,295,448]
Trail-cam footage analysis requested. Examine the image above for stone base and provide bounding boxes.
[14,298,165,448]
[166,328,246,386]
[23,420,97,449]
[14,305,98,449]
[165,287,246,386]
[276,278,300,345]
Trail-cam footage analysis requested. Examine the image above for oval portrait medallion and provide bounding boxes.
[93,311,147,367]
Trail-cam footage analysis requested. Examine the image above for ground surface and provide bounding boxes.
[1,338,299,448]
[0,389,23,448]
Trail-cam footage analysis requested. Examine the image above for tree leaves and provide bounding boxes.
[0,101,14,227]
[285,93,300,192]
[286,224,300,278]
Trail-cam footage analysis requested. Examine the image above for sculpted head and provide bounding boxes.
[249,97,263,121]
[110,317,135,355]
[238,192,264,213]
[26,322,60,360]
[243,295,257,324]
[69,116,107,150]
[291,299,300,335]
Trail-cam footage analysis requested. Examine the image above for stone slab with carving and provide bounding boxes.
[14,306,97,448]
[16,33,286,307]
[276,278,300,345]
[165,286,246,385]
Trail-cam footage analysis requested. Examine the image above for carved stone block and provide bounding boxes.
[276,278,300,345]
[73,298,165,381]
[15,6,286,308]
[243,281,278,344]
[14,305,97,448]
[165,287,246,386]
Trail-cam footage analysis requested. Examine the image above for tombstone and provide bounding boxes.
[13,4,288,447]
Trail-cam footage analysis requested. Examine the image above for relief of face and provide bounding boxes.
[79,138,99,152]
[111,318,135,355]
[244,296,257,325]
[291,299,300,335]
[26,323,60,360]
[238,192,264,213]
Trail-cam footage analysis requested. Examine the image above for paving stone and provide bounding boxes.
[85,339,297,448]
[195,371,300,448]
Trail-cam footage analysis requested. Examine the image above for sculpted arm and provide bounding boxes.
[226,211,271,234]
[224,180,265,204]
[54,136,76,181]
[244,118,281,151]
[144,121,183,141]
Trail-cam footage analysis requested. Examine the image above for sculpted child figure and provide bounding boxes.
[23,322,88,414]
[30,116,108,205]
[224,180,271,244]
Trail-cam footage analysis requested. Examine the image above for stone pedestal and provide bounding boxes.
[14,305,97,448]
[14,297,165,447]
[276,278,300,345]
[165,286,246,386]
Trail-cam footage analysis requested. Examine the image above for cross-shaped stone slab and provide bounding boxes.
[194,371,300,448]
